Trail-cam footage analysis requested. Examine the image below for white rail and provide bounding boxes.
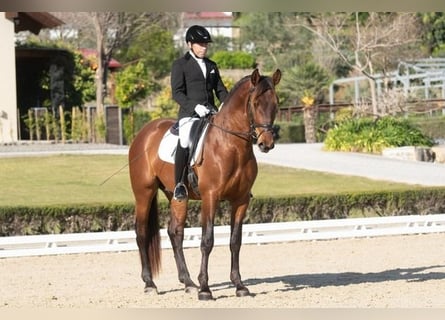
[1,214,445,258]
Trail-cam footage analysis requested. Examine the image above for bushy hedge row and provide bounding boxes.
[1,188,445,236]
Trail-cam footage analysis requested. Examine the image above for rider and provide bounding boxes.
[170,25,228,201]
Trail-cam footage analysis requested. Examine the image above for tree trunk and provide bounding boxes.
[93,14,106,143]
[303,106,317,143]
[369,77,378,117]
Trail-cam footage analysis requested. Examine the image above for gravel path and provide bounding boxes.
[1,233,445,308]
[0,142,128,157]
[254,143,445,187]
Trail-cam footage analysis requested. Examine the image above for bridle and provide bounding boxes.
[209,79,278,141]
[247,82,278,140]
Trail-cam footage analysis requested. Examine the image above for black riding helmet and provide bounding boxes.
[185,25,212,43]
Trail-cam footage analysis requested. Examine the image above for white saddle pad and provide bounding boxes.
[158,123,209,165]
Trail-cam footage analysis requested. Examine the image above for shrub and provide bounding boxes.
[412,116,445,141]
[274,121,305,143]
[210,51,256,69]
[324,116,435,153]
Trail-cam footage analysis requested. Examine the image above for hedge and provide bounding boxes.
[210,51,256,69]
[274,121,305,143]
[1,188,445,236]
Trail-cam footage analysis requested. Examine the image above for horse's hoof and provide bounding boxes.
[144,286,158,295]
[198,291,214,301]
[236,287,250,297]
[185,285,198,294]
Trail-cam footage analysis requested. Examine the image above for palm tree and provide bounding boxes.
[281,62,331,143]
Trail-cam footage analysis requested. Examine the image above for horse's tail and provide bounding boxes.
[147,192,162,277]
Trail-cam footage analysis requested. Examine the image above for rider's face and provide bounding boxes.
[189,42,208,59]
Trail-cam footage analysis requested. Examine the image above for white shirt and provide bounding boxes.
[190,51,206,78]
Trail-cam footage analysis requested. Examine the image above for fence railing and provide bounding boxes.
[277,99,445,122]
[1,214,444,258]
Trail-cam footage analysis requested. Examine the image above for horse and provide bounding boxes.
[128,68,281,300]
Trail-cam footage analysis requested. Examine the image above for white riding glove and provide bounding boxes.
[194,104,210,117]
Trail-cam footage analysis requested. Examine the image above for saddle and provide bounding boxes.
[169,116,211,196]
[190,118,207,196]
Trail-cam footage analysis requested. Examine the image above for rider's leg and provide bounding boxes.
[173,117,194,201]
[173,142,189,200]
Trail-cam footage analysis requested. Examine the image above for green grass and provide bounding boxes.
[0,154,422,206]
[254,164,420,196]
[0,155,133,206]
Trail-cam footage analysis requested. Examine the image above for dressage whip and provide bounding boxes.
[99,161,130,186]
[99,119,192,186]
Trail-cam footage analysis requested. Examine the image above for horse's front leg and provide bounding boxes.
[197,197,218,301]
[168,199,198,293]
[230,199,251,297]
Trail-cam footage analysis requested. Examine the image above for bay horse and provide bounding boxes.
[128,68,281,300]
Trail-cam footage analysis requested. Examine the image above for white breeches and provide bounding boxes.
[178,117,198,148]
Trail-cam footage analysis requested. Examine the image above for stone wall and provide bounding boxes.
[382,146,445,163]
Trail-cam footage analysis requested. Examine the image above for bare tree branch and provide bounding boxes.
[288,12,422,115]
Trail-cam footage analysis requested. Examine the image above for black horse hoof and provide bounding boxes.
[236,287,250,297]
[198,291,214,301]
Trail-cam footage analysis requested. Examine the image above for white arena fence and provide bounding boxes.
[1,214,445,258]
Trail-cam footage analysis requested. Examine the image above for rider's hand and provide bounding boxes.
[194,104,210,117]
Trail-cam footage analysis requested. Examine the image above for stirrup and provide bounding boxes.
[173,182,188,201]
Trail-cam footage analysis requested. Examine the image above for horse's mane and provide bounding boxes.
[223,74,272,105]
[224,75,250,102]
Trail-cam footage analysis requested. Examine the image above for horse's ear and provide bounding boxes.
[250,68,261,86]
[272,69,281,86]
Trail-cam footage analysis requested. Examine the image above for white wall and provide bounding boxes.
[0,13,18,143]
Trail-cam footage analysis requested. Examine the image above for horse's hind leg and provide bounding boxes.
[134,189,161,294]
[167,199,198,293]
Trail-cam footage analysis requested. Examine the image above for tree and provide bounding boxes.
[115,61,157,109]
[419,12,445,56]
[280,62,331,105]
[69,50,96,107]
[236,12,312,71]
[115,24,179,80]
[290,12,422,116]
[51,12,177,142]
[280,62,332,143]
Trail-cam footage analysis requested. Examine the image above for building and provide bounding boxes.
[0,12,63,143]
[174,12,236,49]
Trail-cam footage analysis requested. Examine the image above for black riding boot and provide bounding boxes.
[173,142,189,201]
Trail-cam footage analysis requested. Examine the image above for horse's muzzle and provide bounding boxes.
[255,127,275,153]
[257,141,275,153]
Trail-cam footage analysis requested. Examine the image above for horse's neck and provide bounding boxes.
[216,86,250,131]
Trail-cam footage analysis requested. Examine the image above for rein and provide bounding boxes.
[209,80,275,141]
[208,116,253,141]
